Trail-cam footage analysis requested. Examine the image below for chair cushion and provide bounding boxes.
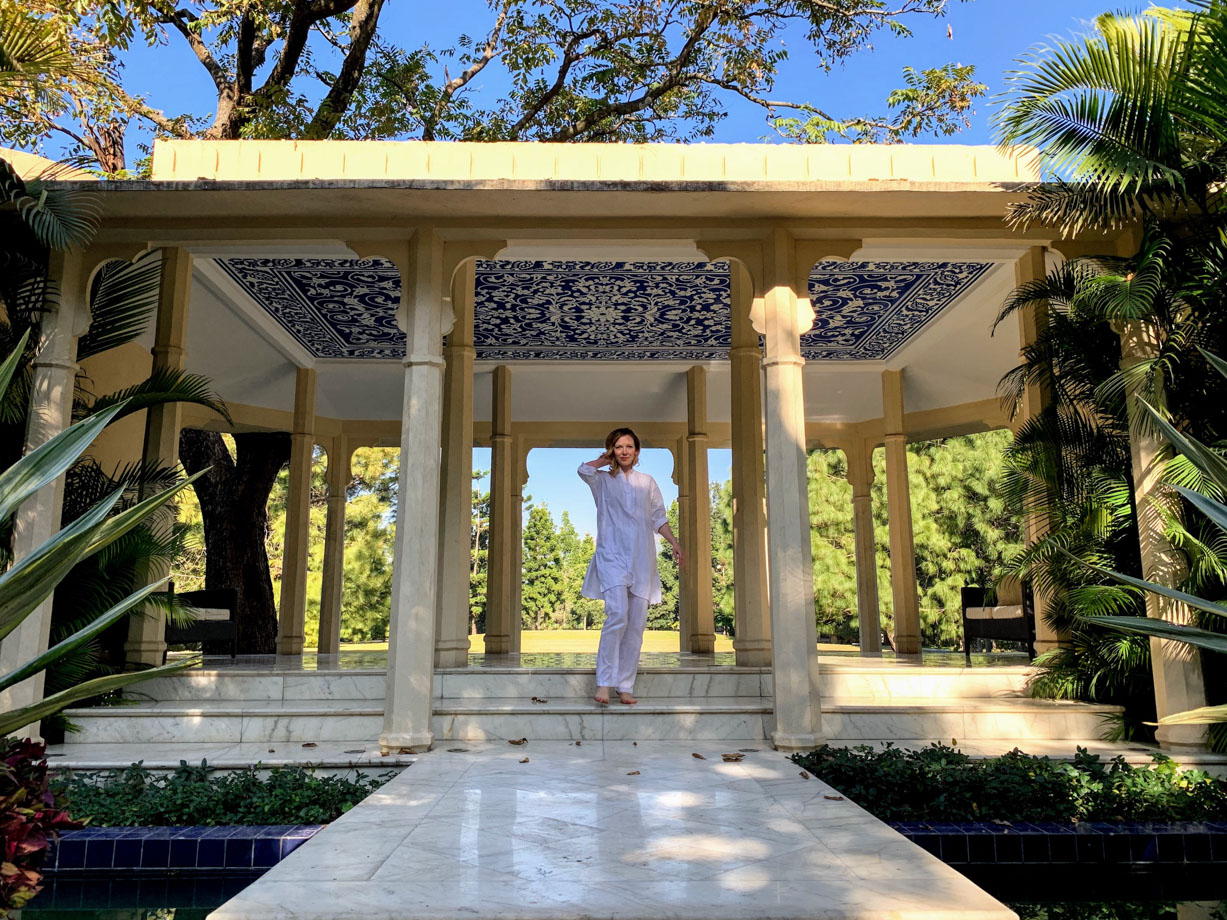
[965,606,994,620]
[192,607,231,622]
[990,604,1025,620]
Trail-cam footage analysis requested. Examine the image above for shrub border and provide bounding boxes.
[891,820,1227,865]
[44,825,323,873]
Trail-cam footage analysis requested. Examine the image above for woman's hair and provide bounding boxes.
[604,427,641,476]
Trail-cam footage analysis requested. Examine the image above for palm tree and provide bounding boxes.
[993,2,1227,747]
[994,1,1227,236]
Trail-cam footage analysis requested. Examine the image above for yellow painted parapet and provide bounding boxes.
[1,146,96,180]
[151,139,1040,185]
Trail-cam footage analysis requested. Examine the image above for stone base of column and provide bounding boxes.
[434,639,470,668]
[771,730,821,751]
[732,638,771,667]
[484,634,511,655]
[276,635,304,656]
[688,634,716,654]
[1156,724,1207,753]
[894,637,921,656]
[379,731,434,753]
[123,639,167,668]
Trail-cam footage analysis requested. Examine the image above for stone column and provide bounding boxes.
[317,434,350,657]
[125,248,194,667]
[1119,321,1207,751]
[435,261,476,667]
[673,436,690,652]
[759,229,822,749]
[1015,246,1065,654]
[683,366,716,653]
[276,366,317,656]
[844,439,881,654]
[485,365,514,655]
[509,437,526,655]
[0,250,90,723]
[882,369,921,655]
[355,232,446,752]
[729,262,771,666]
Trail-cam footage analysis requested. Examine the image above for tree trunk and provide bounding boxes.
[179,429,291,654]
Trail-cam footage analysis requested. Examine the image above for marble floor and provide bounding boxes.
[207,741,1017,920]
[174,648,1034,672]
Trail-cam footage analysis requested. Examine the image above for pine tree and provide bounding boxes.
[521,502,564,629]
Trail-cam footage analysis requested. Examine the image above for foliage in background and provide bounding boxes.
[184,431,1018,648]
[6,0,986,177]
[63,760,396,826]
[792,743,1227,823]
[0,737,77,912]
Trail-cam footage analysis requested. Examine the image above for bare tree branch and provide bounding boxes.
[539,9,719,142]
[305,0,386,137]
[425,0,513,139]
[151,3,227,93]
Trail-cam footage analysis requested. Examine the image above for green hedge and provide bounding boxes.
[61,761,397,826]
[791,745,1227,823]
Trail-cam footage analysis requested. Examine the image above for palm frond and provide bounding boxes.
[1,158,99,252]
[87,368,231,427]
[76,251,163,361]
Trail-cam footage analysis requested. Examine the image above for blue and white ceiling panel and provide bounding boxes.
[214,256,994,363]
[802,261,995,361]
[472,260,730,361]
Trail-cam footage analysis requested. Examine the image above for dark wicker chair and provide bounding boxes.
[163,582,238,661]
[960,584,1036,662]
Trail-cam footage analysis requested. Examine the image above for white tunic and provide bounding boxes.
[578,463,669,604]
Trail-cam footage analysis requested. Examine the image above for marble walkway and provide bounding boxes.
[208,740,1015,920]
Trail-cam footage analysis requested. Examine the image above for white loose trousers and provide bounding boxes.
[596,586,650,692]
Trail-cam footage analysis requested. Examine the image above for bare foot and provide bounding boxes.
[594,687,610,705]
[618,691,637,705]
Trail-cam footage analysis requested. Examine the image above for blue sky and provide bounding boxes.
[80,0,1119,533]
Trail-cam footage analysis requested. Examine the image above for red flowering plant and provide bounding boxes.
[0,737,80,912]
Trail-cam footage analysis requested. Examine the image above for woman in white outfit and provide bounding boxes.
[578,428,684,706]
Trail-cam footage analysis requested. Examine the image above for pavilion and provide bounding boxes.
[1,139,1204,753]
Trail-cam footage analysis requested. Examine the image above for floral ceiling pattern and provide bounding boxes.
[215,257,993,361]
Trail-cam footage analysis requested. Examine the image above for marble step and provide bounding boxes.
[62,694,1117,745]
[132,664,1031,703]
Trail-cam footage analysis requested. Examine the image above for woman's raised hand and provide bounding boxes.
[591,451,614,469]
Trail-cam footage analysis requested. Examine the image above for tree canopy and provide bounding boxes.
[4,0,985,174]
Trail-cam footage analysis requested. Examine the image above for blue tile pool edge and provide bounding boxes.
[891,820,1227,866]
[44,824,324,873]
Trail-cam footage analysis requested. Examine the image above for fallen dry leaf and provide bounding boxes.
[519,757,530,764]
[572,740,582,746]
[691,752,706,760]
[720,753,745,762]
[302,742,317,748]
[626,770,640,775]
[632,741,637,746]
[381,750,390,757]
[823,794,844,801]
[344,749,364,754]
[738,748,759,753]
[508,738,528,745]
[267,748,275,754]
[798,770,810,779]
[531,696,548,704]
[951,738,958,747]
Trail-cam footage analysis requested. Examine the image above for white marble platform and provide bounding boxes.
[207,741,1017,920]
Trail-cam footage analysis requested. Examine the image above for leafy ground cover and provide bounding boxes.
[61,761,396,826]
[792,744,1227,822]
